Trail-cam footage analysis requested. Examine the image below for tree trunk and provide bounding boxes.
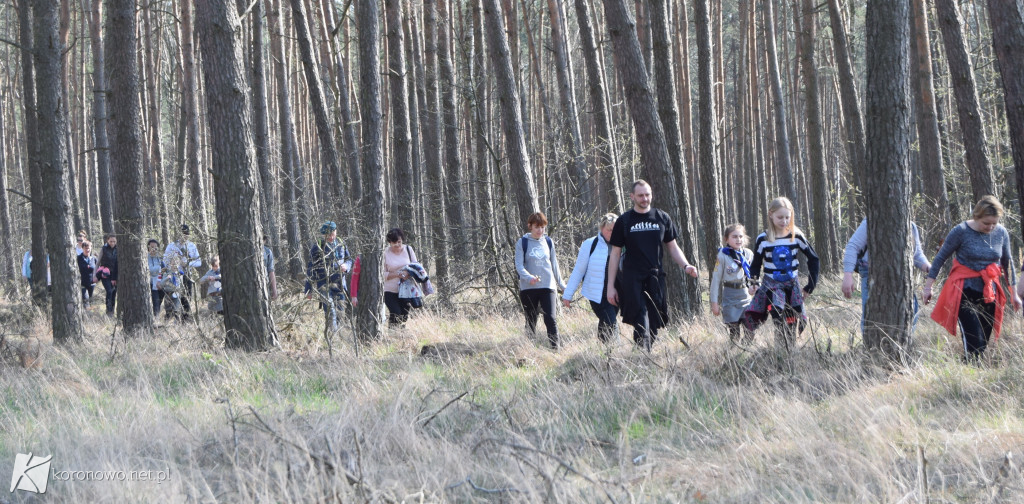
[826,0,867,211]
[251,0,279,259]
[405,0,427,245]
[437,0,469,257]
[20,0,48,306]
[693,0,724,274]
[574,0,622,214]
[471,0,497,259]
[321,0,362,205]
[180,0,211,250]
[934,0,995,201]
[290,0,345,204]
[547,0,592,217]
[89,0,113,234]
[385,0,415,233]
[143,6,169,246]
[799,0,836,272]
[354,0,387,340]
[33,0,84,344]
[863,0,913,357]
[987,0,1024,241]
[423,0,451,295]
[910,0,949,251]
[483,0,540,226]
[267,0,304,278]
[0,98,13,286]
[196,0,278,351]
[762,0,797,203]
[105,0,154,335]
[650,0,700,316]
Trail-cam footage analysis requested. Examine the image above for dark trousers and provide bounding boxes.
[589,299,618,342]
[727,322,754,344]
[520,288,558,348]
[81,285,94,304]
[384,291,412,327]
[101,278,117,314]
[151,289,165,316]
[958,288,996,358]
[181,277,195,316]
[618,271,667,350]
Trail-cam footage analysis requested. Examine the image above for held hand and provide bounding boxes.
[841,273,855,299]
[1013,293,1022,313]
[340,263,350,273]
[923,286,933,305]
[747,285,757,296]
[685,265,698,278]
[710,302,721,316]
[607,286,619,307]
[351,297,358,307]
[561,298,571,309]
[920,262,932,273]
[529,276,540,286]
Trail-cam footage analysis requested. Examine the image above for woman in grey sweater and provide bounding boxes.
[924,196,1021,358]
[514,212,567,349]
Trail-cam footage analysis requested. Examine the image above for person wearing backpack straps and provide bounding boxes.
[515,212,567,350]
[562,213,619,343]
[383,228,419,328]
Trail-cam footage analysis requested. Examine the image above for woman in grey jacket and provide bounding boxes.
[515,212,567,349]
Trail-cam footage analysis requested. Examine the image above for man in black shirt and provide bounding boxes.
[606,180,699,350]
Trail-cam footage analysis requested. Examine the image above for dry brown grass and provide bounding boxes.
[2,277,1024,502]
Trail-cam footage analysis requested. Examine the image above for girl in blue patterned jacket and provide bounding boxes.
[742,197,820,349]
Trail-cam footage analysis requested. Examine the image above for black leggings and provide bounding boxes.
[520,289,558,347]
[151,289,165,315]
[384,292,412,327]
[958,288,996,358]
[102,278,116,314]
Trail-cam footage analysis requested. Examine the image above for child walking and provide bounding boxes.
[710,224,755,343]
[77,240,97,305]
[743,197,820,349]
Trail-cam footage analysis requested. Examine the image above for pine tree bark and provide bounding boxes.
[650,0,700,316]
[20,0,48,306]
[251,0,279,258]
[267,0,304,278]
[34,0,84,343]
[799,0,836,272]
[910,0,949,249]
[575,0,621,213]
[693,0,724,273]
[826,0,866,210]
[143,6,169,245]
[354,0,387,340]
[483,0,540,226]
[471,0,496,252]
[762,0,797,203]
[385,0,415,232]
[89,0,113,234]
[863,0,913,356]
[196,0,278,351]
[986,0,1024,241]
[934,0,995,201]
[404,0,427,245]
[290,0,345,203]
[105,0,154,335]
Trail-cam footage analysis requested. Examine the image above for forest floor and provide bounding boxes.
[2,277,1024,503]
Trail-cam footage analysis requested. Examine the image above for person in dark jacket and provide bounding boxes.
[98,234,119,316]
[77,240,97,305]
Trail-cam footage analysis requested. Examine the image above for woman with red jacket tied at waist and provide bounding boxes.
[924,196,1021,359]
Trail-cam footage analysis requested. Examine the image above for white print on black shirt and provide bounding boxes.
[630,221,662,232]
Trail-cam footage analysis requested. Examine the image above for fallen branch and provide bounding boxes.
[420,391,468,427]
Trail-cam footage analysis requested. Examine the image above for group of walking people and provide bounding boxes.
[518,180,1021,360]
